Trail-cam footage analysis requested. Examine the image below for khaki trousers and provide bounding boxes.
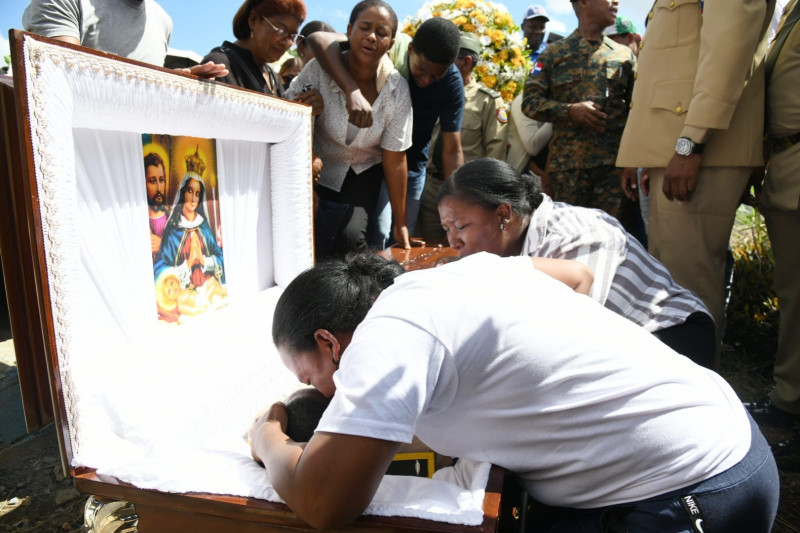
[647,166,751,347]
[762,209,800,414]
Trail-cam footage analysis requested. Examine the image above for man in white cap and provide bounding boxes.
[521,4,550,70]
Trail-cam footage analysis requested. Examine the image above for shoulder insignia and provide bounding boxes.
[496,107,509,125]
[478,86,501,99]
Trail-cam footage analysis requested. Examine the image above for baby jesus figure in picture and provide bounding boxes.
[154,146,227,323]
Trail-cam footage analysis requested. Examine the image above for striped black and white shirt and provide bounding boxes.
[523,195,710,332]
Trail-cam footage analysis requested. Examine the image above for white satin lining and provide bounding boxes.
[22,36,489,525]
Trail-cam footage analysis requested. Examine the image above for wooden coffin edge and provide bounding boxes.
[74,464,504,532]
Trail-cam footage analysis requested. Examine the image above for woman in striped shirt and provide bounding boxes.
[437,157,715,368]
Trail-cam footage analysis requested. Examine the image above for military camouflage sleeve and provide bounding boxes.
[521,50,571,124]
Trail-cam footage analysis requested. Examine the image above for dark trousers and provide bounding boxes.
[654,312,716,369]
[528,412,779,532]
[315,164,383,258]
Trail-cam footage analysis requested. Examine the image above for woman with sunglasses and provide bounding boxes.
[203,0,310,100]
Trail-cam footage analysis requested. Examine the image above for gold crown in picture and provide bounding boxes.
[184,145,206,176]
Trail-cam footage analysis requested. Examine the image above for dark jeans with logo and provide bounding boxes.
[527,412,779,532]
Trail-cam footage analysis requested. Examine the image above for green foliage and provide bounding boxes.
[724,206,779,361]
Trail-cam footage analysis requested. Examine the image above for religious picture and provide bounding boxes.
[142,134,227,324]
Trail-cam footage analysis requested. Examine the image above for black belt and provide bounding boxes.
[769,131,800,154]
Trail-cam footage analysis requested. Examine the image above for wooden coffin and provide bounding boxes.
[0,31,521,532]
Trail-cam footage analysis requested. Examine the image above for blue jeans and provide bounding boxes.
[366,169,426,249]
[528,412,779,532]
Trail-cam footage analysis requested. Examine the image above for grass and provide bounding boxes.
[722,205,798,532]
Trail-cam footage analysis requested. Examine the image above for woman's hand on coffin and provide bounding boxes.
[346,88,373,128]
[259,431,402,529]
[178,61,230,80]
[295,88,324,116]
[393,224,411,250]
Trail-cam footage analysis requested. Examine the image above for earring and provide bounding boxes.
[500,223,505,231]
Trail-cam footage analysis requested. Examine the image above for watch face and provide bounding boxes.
[676,137,693,156]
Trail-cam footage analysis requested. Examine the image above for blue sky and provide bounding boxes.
[2,0,652,63]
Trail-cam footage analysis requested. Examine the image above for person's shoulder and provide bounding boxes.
[603,37,635,60]
[548,31,580,53]
[476,84,501,101]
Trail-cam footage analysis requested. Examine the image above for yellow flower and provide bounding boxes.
[406,0,530,102]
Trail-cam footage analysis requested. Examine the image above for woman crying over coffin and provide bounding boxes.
[248,251,778,532]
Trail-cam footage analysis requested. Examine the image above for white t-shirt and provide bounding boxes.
[316,253,750,509]
[23,0,173,66]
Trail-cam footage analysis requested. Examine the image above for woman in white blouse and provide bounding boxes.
[286,0,413,256]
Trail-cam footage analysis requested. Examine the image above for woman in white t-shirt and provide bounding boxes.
[249,252,778,531]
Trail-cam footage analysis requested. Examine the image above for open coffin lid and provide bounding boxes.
[4,31,508,531]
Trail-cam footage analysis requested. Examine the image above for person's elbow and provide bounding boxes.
[292,492,369,530]
[575,264,594,295]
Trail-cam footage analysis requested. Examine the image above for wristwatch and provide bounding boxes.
[675,137,705,156]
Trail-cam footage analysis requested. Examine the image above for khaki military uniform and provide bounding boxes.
[522,30,636,227]
[616,0,774,343]
[763,0,800,415]
[417,78,508,242]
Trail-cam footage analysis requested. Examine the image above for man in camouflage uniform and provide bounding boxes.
[522,0,636,230]
[417,32,509,243]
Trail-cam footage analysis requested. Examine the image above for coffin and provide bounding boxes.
[0,31,520,532]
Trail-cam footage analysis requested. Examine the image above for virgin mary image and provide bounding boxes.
[154,146,227,323]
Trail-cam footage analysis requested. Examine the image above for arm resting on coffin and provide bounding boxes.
[251,403,401,530]
[384,149,412,249]
[531,257,594,295]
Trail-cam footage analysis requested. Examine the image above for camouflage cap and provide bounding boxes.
[459,31,482,55]
[604,15,638,36]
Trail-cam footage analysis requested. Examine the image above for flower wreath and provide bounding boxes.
[402,0,533,102]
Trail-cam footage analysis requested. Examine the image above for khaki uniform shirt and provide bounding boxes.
[764,0,800,211]
[522,31,636,172]
[617,0,773,169]
[428,78,508,176]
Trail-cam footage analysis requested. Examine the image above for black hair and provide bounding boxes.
[457,49,479,65]
[272,253,406,352]
[143,152,164,171]
[349,0,399,36]
[436,157,544,216]
[299,19,336,40]
[284,393,331,442]
[412,18,460,65]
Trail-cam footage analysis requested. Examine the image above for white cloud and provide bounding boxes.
[0,36,9,59]
[547,19,568,34]
[544,0,576,16]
